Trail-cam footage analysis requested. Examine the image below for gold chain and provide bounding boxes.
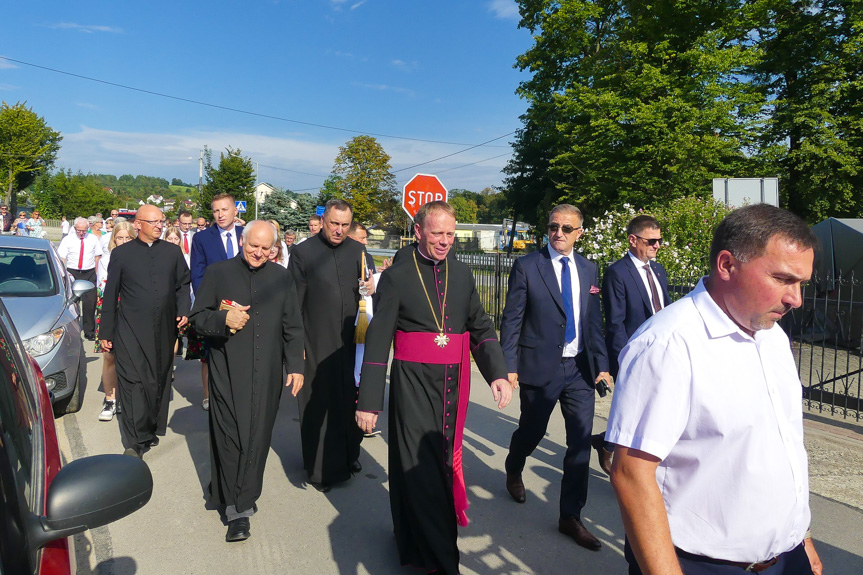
[413,250,448,336]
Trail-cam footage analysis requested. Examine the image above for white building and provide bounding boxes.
[255,183,278,204]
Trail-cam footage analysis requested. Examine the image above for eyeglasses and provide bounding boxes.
[547,223,583,234]
[138,219,167,227]
[634,235,663,246]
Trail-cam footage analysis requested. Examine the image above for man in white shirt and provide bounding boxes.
[177,210,195,268]
[60,215,70,237]
[56,217,102,339]
[608,204,822,574]
[297,215,321,244]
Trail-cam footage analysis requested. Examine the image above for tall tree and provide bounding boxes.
[0,101,62,215]
[30,170,116,219]
[258,189,319,231]
[506,1,764,224]
[449,196,479,223]
[330,136,401,230]
[198,146,255,218]
[751,0,863,222]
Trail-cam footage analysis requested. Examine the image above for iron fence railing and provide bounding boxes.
[459,255,863,422]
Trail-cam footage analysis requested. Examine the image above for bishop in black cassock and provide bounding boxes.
[288,201,367,489]
[190,220,304,542]
[357,202,511,575]
[100,205,191,458]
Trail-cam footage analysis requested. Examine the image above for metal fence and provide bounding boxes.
[781,272,863,421]
[459,255,863,422]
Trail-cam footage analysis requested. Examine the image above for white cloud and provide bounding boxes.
[352,82,415,97]
[75,102,99,110]
[55,126,509,194]
[0,84,19,91]
[488,0,519,20]
[48,23,123,34]
[0,58,18,69]
[391,59,418,72]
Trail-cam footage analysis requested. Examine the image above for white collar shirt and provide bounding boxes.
[56,232,102,270]
[547,245,581,356]
[606,278,810,562]
[219,225,238,257]
[180,230,194,256]
[628,251,664,313]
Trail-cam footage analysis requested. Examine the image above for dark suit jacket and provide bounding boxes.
[602,254,671,377]
[190,224,243,293]
[501,246,609,386]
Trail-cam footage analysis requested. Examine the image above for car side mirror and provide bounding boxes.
[71,279,95,302]
[27,454,152,550]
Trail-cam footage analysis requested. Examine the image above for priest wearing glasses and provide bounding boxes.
[499,204,612,552]
[356,200,512,575]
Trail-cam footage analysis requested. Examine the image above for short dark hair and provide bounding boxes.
[177,210,193,219]
[626,215,661,237]
[323,199,352,217]
[348,221,367,235]
[709,204,818,270]
[415,201,456,227]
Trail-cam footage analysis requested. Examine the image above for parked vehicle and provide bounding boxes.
[0,236,94,416]
[0,297,152,574]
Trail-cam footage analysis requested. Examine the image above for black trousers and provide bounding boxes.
[625,538,814,574]
[69,267,97,338]
[505,354,595,519]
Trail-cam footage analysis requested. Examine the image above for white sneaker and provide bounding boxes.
[202,398,209,411]
[99,400,117,422]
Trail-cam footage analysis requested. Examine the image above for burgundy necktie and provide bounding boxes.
[643,264,662,313]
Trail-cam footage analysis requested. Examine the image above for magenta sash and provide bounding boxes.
[393,330,472,527]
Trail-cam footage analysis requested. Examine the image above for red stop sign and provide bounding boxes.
[402,173,448,220]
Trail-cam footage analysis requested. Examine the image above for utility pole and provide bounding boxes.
[198,150,204,196]
[254,161,259,220]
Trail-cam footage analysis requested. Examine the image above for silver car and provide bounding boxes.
[0,235,94,416]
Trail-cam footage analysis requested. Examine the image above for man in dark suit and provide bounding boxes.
[500,204,612,552]
[592,215,671,474]
[190,193,243,293]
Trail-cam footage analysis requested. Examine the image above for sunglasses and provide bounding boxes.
[634,235,663,246]
[547,223,583,234]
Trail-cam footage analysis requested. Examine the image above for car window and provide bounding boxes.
[0,248,57,297]
[0,332,37,510]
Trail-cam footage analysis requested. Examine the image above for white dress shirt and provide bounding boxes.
[219,225,238,257]
[56,232,102,270]
[606,278,810,562]
[547,245,581,356]
[628,251,665,313]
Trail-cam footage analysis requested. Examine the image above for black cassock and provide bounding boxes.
[100,238,191,451]
[358,246,507,575]
[190,256,304,514]
[288,234,365,484]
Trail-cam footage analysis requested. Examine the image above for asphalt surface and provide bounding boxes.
[55,346,863,575]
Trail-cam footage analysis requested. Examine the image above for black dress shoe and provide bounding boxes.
[591,434,613,476]
[149,436,160,448]
[505,473,526,503]
[558,516,602,551]
[226,517,251,542]
[350,460,362,474]
[122,446,144,459]
[311,482,331,493]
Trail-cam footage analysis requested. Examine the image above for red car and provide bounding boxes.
[0,298,152,574]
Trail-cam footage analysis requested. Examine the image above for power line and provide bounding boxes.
[2,56,510,148]
[393,132,514,173]
[434,152,512,174]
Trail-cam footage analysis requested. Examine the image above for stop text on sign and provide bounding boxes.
[402,173,448,220]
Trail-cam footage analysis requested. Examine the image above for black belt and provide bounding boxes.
[561,352,586,363]
[675,547,781,572]
[70,268,94,273]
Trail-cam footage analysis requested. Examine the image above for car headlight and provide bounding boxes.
[23,327,65,357]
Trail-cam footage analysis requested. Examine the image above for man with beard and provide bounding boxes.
[289,199,370,491]
[356,201,511,575]
[191,220,304,542]
[99,204,191,458]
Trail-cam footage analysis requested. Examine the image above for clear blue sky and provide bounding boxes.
[1,1,531,195]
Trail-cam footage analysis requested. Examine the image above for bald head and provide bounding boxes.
[134,204,165,243]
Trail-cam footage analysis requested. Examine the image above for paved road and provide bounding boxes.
[56,347,863,574]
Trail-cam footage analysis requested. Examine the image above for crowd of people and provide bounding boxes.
[33,195,823,574]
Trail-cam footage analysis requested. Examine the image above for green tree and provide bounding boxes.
[330,136,401,231]
[317,174,343,206]
[198,146,255,218]
[751,0,863,222]
[30,170,116,219]
[258,189,319,231]
[449,196,478,223]
[506,0,764,225]
[0,101,62,215]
